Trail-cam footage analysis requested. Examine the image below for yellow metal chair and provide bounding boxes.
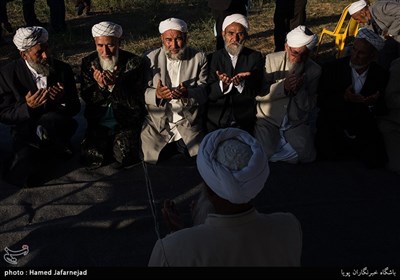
[316,4,359,58]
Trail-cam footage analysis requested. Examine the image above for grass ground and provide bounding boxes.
[0,0,355,74]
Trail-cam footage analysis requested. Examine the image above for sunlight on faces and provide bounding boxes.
[285,44,309,64]
[223,22,247,56]
[352,9,370,24]
[350,38,375,70]
[161,29,187,60]
[95,36,120,71]
[23,42,52,76]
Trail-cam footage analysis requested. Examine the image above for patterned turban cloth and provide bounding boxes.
[13,26,48,51]
[92,21,123,38]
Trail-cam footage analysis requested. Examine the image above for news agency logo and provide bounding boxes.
[3,245,29,265]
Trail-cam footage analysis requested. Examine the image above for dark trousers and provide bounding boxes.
[3,112,77,187]
[22,0,40,26]
[81,125,142,168]
[0,0,8,24]
[47,0,66,32]
[316,111,387,168]
[274,0,307,51]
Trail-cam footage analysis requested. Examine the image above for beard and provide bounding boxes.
[287,60,305,76]
[164,45,186,61]
[99,49,119,72]
[27,57,52,76]
[225,41,244,56]
[349,61,369,71]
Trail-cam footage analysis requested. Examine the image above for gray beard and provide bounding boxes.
[99,51,119,72]
[349,61,369,71]
[287,60,305,76]
[225,42,244,57]
[27,59,51,76]
[164,45,186,61]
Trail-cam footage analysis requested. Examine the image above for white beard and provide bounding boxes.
[225,42,244,57]
[99,50,119,72]
[27,59,51,76]
[349,61,369,71]
[163,45,186,61]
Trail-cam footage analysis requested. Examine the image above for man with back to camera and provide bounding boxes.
[148,127,302,266]
[255,25,321,164]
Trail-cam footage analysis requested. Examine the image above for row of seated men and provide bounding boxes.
[0,14,398,188]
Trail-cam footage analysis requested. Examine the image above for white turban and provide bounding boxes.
[13,26,48,51]
[196,128,270,204]
[349,0,367,15]
[92,21,123,38]
[222,13,249,32]
[356,27,385,51]
[286,25,318,50]
[159,18,187,34]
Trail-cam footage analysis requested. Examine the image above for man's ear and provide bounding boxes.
[20,51,27,60]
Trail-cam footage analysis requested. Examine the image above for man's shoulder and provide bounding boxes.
[52,58,73,69]
[120,49,143,66]
[144,47,163,58]
[242,46,262,56]
[81,51,98,64]
[257,211,301,228]
[305,58,322,72]
[184,47,207,61]
[0,58,25,75]
[265,50,286,61]
[119,49,141,60]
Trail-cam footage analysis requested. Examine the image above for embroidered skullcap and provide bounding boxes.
[13,26,48,51]
[159,18,187,34]
[356,27,385,51]
[196,128,269,204]
[349,0,367,15]
[286,25,318,50]
[222,13,249,32]
[92,21,123,38]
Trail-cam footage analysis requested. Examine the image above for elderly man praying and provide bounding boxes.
[79,21,146,169]
[141,18,208,164]
[0,26,81,187]
[255,25,321,164]
[206,13,264,135]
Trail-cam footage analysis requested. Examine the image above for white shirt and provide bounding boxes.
[166,57,183,142]
[219,53,245,95]
[351,67,369,95]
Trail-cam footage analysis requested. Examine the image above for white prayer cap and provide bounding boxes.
[222,13,249,32]
[13,26,48,51]
[286,25,318,50]
[349,0,367,15]
[196,128,270,204]
[356,27,385,51]
[92,21,123,38]
[159,18,187,34]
